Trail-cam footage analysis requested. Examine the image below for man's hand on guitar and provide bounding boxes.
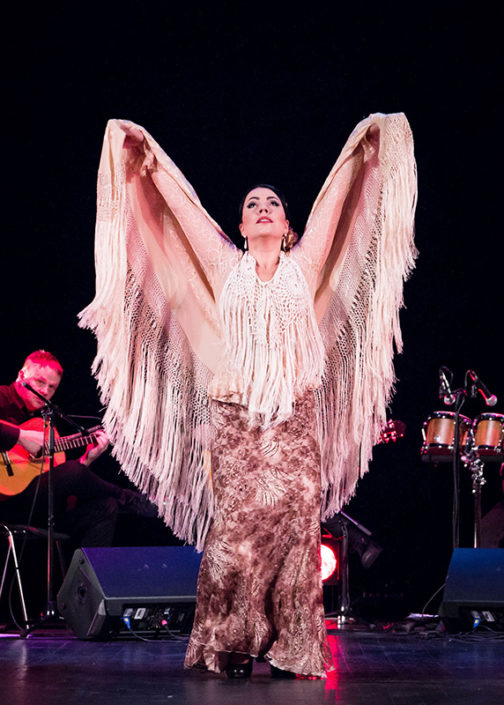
[79,430,110,467]
[15,428,45,456]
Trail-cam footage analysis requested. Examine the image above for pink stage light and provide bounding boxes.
[321,543,338,581]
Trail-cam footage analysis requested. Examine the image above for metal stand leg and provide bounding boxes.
[461,434,486,549]
[323,511,382,629]
[0,525,30,628]
[336,526,351,625]
[470,460,485,549]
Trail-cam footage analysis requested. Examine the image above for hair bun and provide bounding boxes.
[284,226,299,251]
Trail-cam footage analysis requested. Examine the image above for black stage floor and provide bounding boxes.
[1,621,502,705]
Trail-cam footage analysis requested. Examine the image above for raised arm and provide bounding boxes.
[298,113,418,520]
[115,119,239,289]
[79,119,239,550]
[292,113,416,305]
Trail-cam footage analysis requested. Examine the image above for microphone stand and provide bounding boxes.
[461,378,489,549]
[19,384,86,637]
[450,387,467,550]
[448,376,492,550]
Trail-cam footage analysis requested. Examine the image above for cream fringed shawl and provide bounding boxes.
[79,113,417,550]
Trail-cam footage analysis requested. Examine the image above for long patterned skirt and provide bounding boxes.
[184,392,332,676]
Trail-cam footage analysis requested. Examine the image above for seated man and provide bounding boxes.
[0,350,156,548]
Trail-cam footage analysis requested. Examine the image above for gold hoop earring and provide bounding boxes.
[281,234,287,252]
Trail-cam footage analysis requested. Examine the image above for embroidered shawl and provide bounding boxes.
[79,113,417,550]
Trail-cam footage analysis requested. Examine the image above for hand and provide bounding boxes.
[17,428,45,456]
[79,430,110,467]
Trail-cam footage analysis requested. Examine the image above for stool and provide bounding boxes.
[0,523,69,628]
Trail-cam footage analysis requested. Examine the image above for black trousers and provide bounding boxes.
[1,460,124,547]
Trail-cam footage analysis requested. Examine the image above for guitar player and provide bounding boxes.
[0,350,157,548]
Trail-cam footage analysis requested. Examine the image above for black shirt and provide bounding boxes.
[0,383,33,426]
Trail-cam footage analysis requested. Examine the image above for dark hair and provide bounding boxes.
[238,183,291,223]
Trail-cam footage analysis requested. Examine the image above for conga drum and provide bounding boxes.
[472,413,504,461]
[421,411,471,462]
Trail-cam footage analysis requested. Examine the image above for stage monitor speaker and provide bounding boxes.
[440,548,504,632]
[57,546,201,639]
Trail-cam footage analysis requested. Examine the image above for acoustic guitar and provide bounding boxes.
[0,418,101,497]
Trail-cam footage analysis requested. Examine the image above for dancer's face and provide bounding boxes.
[239,187,289,244]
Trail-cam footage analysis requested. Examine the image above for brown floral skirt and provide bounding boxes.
[184,392,332,676]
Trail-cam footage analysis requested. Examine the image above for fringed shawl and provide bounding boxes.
[79,113,417,549]
[209,251,326,430]
[298,114,418,518]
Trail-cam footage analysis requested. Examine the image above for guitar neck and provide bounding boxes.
[45,427,101,454]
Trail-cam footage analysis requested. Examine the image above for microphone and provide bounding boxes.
[439,366,456,405]
[467,370,498,407]
[21,380,40,395]
[21,380,50,406]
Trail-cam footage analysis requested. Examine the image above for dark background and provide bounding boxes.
[2,3,502,617]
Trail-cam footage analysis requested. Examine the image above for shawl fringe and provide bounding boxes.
[79,120,223,550]
[312,113,418,517]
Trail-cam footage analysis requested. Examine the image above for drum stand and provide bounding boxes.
[449,381,497,549]
[461,431,486,548]
[427,378,493,550]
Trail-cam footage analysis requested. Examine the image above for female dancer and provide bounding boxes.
[80,113,417,677]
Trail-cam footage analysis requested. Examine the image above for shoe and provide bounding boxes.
[226,658,253,679]
[270,665,296,679]
[119,489,158,518]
